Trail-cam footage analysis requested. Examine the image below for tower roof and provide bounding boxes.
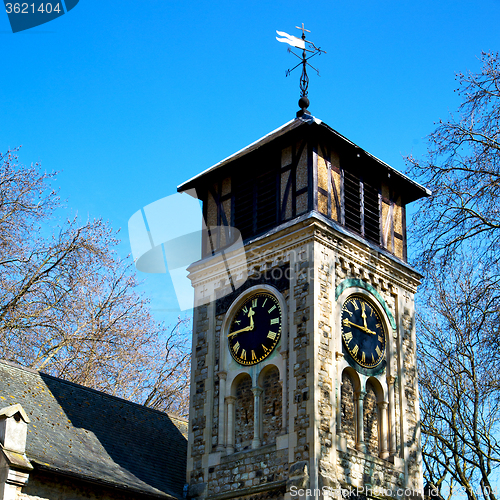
[177,114,431,205]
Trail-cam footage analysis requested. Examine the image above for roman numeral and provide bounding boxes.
[251,350,256,360]
[252,298,258,308]
[241,349,247,360]
[262,298,268,307]
[344,332,353,344]
[372,354,375,363]
[233,342,240,354]
[378,335,383,342]
[262,344,270,353]
[268,305,276,313]
[242,306,248,313]
[352,344,359,356]
[342,318,350,327]
[376,323,381,329]
[267,331,277,340]
[375,346,382,357]
[361,351,366,363]
[352,301,359,310]
[270,318,279,325]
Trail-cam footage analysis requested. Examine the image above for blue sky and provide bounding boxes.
[1,0,500,322]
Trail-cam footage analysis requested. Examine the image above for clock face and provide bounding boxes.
[227,292,282,366]
[341,295,386,369]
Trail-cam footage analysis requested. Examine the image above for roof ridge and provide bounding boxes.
[0,359,188,423]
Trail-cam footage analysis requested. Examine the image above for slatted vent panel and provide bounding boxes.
[364,182,380,243]
[256,171,277,233]
[234,169,278,240]
[234,180,254,240]
[344,171,361,233]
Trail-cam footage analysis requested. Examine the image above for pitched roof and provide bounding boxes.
[0,360,187,499]
[177,114,431,204]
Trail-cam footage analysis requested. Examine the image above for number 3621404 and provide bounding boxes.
[5,3,62,14]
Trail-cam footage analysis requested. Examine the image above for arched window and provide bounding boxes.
[261,365,282,446]
[341,370,356,449]
[234,374,253,452]
[363,381,379,456]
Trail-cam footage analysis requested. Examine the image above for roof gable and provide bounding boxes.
[0,361,187,499]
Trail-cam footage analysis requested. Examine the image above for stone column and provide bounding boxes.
[252,387,263,449]
[225,396,236,455]
[355,391,366,452]
[387,375,397,456]
[216,371,227,452]
[378,401,389,459]
[335,353,344,435]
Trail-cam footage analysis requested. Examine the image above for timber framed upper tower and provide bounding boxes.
[179,112,430,500]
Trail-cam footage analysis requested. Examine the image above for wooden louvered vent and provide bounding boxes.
[235,169,277,241]
[343,171,381,244]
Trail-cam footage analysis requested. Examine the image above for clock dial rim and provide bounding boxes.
[227,291,282,366]
[340,294,387,369]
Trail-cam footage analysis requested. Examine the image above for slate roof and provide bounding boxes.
[0,360,187,499]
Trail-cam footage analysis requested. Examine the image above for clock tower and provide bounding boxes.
[179,112,430,500]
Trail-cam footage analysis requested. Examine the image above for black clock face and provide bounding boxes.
[341,295,386,368]
[227,292,282,366]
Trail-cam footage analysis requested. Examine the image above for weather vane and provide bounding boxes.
[276,23,326,116]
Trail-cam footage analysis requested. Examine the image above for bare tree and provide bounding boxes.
[0,148,191,417]
[417,258,500,500]
[407,53,500,498]
[407,51,500,265]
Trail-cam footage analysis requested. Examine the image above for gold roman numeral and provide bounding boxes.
[251,350,256,360]
[270,318,279,325]
[252,298,258,308]
[361,351,366,363]
[241,349,247,360]
[268,305,276,313]
[233,342,240,354]
[267,331,277,340]
[352,344,359,356]
[378,335,383,342]
[375,346,382,357]
[342,318,350,327]
[372,354,375,363]
[242,306,248,313]
[262,298,268,307]
[344,332,353,344]
[352,300,359,310]
[262,344,270,353]
[376,323,381,329]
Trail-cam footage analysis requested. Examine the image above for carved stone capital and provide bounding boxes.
[217,371,227,381]
[225,395,236,405]
[252,387,263,397]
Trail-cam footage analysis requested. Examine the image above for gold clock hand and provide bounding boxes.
[227,325,252,338]
[248,307,255,330]
[361,302,368,329]
[343,318,376,335]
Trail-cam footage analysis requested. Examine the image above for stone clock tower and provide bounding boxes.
[178,112,430,500]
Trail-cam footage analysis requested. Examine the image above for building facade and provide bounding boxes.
[179,114,430,500]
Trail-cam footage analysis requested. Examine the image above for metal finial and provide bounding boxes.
[276,24,326,117]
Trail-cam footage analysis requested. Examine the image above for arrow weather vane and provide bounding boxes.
[276,23,326,116]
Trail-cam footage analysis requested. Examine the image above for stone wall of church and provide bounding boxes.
[207,448,288,496]
[189,304,210,484]
[261,366,282,446]
[292,254,311,464]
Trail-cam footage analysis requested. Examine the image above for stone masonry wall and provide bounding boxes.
[341,371,356,449]
[207,448,288,496]
[190,304,209,484]
[364,382,378,457]
[235,374,254,452]
[261,366,282,446]
[293,254,311,463]
[317,246,334,461]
